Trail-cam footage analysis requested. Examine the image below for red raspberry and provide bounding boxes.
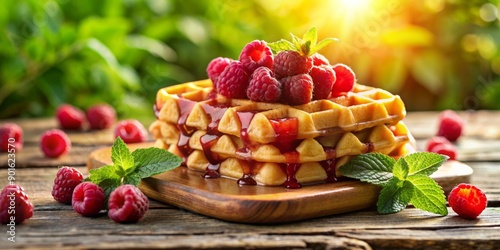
[206,57,233,89]
[311,53,330,66]
[40,129,71,158]
[430,143,457,160]
[238,40,274,73]
[114,119,148,143]
[281,74,314,105]
[0,184,34,224]
[448,183,487,219]
[426,136,452,152]
[247,67,282,103]
[331,64,356,96]
[108,185,149,223]
[426,136,457,160]
[52,167,84,204]
[310,65,336,100]
[56,104,86,130]
[274,50,313,79]
[72,182,105,217]
[437,110,464,142]
[217,61,250,99]
[0,123,23,152]
[86,104,116,130]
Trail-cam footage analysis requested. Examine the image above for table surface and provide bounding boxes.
[1,110,500,250]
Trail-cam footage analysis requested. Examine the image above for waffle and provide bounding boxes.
[150,79,413,187]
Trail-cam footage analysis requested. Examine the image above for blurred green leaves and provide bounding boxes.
[1,0,500,121]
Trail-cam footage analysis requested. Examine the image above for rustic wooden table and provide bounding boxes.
[1,111,499,250]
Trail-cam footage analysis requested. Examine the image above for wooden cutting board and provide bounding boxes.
[87,142,473,224]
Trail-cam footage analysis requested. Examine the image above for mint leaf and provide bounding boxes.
[268,27,337,56]
[302,27,317,50]
[339,153,395,186]
[309,38,338,55]
[132,147,183,179]
[405,152,447,176]
[87,137,182,199]
[340,151,448,216]
[123,173,141,186]
[393,157,409,180]
[88,165,121,185]
[99,178,121,198]
[407,175,448,215]
[111,137,135,173]
[268,40,295,53]
[377,178,413,214]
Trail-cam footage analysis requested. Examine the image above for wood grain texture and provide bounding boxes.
[86,143,472,224]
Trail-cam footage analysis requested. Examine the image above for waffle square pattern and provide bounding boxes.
[149,79,414,188]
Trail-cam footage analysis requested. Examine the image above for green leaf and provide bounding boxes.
[123,173,141,186]
[309,38,338,55]
[88,165,121,185]
[111,137,135,173]
[377,178,413,214]
[393,157,409,180]
[268,40,295,53]
[131,147,182,179]
[339,153,396,186]
[302,27,317,49]
[404,152,448,176]
[99,178,121,199]
[408,175,448,216]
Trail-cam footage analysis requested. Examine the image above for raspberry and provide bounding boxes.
[437,110,464,142]
[274,50,313,79]
[0,123,23,152]
[0,184,34,224]
[448,183,487,219]
[430,143,457,160]
[114,119,148,143]
[311,53,330,66]
[238,40,274,73]
[217,61,250,99]
[331,64,356,96]
[281,74,314,105]
[206,57,233,89]
[108,185,149,223]
[247,67,282,103]
[40,129,71,158]
[72,182,105,217]
[310,65,336,100]
[426,136,452,152]
[56,104,86,130]
[52,167,84,204]
[86,104,116,130]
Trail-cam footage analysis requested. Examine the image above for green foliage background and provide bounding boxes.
[1,0,499,123]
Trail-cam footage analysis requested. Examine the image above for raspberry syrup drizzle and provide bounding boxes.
[199,101,228,178]
[269,118,302,189]
[235,111,258,186]
[176,98,196,165]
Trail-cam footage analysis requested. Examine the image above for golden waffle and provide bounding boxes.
[152,137,413,187]
[150,120,411,163]
[150,79,412,188]
[154,80,406,144]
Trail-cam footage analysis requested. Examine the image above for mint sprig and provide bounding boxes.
[339,152,448,215]
[268,27,338,56]
[87,137,182,197]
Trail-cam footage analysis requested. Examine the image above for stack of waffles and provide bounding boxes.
[149,79,414,188]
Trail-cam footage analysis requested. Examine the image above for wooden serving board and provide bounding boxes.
[87,142,473,224]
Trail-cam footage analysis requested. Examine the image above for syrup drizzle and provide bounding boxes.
[176,99,196,165]
[199,102,228,178]
[235,111,257,185]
